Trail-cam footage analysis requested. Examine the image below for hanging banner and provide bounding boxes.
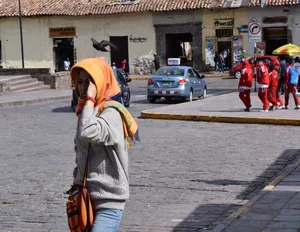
[205,37,216,68]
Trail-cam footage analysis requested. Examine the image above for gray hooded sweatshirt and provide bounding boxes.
[74,106,129,211]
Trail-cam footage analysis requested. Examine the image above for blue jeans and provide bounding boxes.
[91,209,123,232]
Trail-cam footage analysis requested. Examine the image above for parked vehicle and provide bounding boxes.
[147,59,207,103]
[71,68,131,110]
[230,56,280,79]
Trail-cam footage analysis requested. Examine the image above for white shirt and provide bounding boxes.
[64,60,70,71]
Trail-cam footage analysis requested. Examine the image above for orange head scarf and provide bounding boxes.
[70,58,139,147]
[70,57,120,114]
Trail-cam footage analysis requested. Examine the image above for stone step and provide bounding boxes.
[10,81,47,92]
[14,84,51,93]
[0,75,32,83]
[9,78,38,87]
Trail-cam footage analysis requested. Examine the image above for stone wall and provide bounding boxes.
[50,72,72,89]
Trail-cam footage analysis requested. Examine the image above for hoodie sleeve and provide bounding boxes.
[78,106,124,146]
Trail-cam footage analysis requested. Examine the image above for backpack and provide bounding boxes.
[289,66,299,85]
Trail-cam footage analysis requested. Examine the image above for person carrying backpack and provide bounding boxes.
[284,57,300,109]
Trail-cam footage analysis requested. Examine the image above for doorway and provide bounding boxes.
[263,27,287,55]
[110,36,129,73]
[165,33,193,66]
[216,29,233,69]
[53,38,74,72]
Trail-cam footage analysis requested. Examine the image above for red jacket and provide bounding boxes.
[269,70,279,88]
[239,61,253,88]
[257,64,269,85]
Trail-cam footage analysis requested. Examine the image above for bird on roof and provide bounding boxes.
[91,38,119,52]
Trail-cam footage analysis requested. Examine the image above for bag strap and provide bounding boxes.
[83,144,91,187]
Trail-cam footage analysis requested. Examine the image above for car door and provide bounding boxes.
[187,68,199,95]
[193,69,203,96]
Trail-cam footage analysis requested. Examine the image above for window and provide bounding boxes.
[188,69,195,77]
[193,69,200,78]
[154,67,185,76]
[216,29,233,37]
[117,70,126,85]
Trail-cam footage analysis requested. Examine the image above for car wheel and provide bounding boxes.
[124,100,130,107]
[149,97,156,103]
[235,71,241,79]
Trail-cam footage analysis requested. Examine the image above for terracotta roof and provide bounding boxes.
[0,0,214,17]
[249,0,298,6]
[0,0,298,17]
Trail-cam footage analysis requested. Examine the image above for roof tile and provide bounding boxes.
[0,0,297,17]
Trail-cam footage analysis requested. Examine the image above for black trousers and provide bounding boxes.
[279,76,285,94]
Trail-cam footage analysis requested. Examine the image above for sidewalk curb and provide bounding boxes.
[210,158,300,232]
[0,95,71,108]
[140,111,300,126]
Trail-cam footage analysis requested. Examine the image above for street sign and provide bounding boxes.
[248,21,262,43]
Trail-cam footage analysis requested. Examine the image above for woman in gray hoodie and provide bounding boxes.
[70,57,138,232]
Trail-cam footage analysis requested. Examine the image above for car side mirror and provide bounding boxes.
[127,78,132,82]
[200,75,205,79]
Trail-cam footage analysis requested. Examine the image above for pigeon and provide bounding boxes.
[91,38,119,52]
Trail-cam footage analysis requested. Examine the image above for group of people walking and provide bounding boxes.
[239,56,300,112]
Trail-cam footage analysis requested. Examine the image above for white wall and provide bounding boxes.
[0,12,155,72]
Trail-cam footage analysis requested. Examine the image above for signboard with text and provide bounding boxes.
[248,18,262,43]
[49,27,76,38]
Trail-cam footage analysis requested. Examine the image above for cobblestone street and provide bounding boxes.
[1,92,300,231]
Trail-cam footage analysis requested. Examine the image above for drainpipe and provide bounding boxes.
[18,0,25,68]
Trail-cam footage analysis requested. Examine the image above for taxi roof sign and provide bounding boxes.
[167,58,181,66]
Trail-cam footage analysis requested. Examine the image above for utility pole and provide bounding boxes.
[18,0,25,68]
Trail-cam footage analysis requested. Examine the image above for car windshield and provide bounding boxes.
[154,67,185,76]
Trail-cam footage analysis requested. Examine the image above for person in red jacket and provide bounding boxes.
[268,63,283,110]
[284,57,300,109]
[238,60,253,111]
[256,60,270,112]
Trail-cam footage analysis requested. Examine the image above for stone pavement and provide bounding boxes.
[0,89,71,108]
[141,92,300,126]
[213,159,300,232]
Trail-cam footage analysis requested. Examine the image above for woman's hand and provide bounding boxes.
[87,80,97,99]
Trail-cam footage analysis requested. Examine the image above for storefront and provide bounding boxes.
[50,27,76,72]
[202,8,248,70]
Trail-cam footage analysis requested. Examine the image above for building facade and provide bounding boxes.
[0,0,299,73]
[202,7,248,69]
[0,12,156,74]
[247,5,300,57]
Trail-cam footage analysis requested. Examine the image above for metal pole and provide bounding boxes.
[254,43,257,92]
[18,0,25,68]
